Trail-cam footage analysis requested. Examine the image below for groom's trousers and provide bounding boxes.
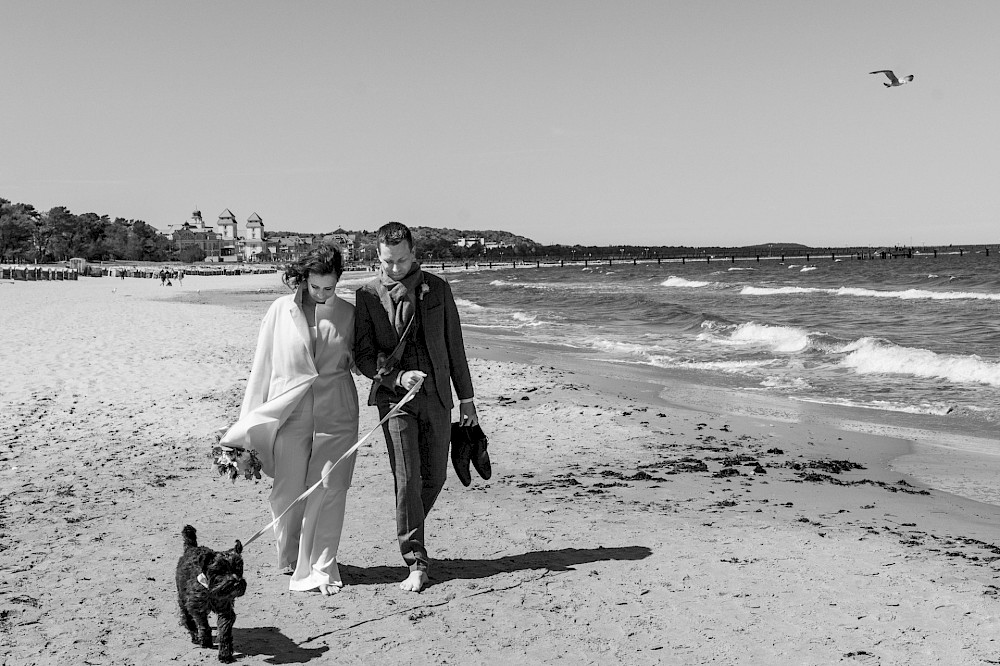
[377,392,452,573]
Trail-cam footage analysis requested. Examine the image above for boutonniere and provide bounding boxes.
[419,283,430,301]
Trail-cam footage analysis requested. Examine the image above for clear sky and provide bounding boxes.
[2,1,998,246]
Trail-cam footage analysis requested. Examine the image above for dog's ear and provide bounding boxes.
[198,551,214,572]
[233,540,243,555]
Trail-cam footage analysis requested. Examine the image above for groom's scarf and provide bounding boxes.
[379,264,424,337]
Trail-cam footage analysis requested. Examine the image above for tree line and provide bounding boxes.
[1,199,174,263]
[10,195,943,267]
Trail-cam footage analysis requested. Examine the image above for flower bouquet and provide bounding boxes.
[212,444,263,483]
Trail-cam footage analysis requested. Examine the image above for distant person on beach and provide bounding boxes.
[159,268,167,286]
[354,221,478,593]
[177,269,184,286]
[219,243,359,596]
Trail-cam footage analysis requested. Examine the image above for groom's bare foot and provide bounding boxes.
[399,571,428,592]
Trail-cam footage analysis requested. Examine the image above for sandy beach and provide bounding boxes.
[2,272,1000,665]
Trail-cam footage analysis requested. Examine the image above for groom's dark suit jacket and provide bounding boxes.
[354,271,474,409]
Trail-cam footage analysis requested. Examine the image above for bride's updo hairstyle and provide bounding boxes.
[283,243,344,290]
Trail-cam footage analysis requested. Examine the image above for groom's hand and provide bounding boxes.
[399,370,426,390]
[459,401,479,427]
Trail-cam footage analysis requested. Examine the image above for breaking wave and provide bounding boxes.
[661,276,711,288]
[699,321,814,353]
[838,338,1000,387]
[741,285,1000,301]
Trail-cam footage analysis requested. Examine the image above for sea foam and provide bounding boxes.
[585,337,671,357]
[489,279,555,290]
[673,359,775,372]
[791,396,956,416]
[454,298,484,311]
[742,286,825,295]
[760,376,811,390]
[511,311,545,326]
[838,338,1000,387]
[661,276,711,288]
[835,286,1000,301]
[741,284,1000,301]
[701,321,813,353]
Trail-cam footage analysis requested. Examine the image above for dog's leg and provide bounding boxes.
[191,608,213,649]
[178,603,198,642]
[216,608,236,663]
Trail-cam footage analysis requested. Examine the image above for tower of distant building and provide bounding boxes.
[167,209,275,262]
[165,209,358,263]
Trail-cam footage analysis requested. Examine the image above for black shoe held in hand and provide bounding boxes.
[467,424,491,480]
[450,423,473,487]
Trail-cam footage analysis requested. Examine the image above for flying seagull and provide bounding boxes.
[870,70,914,87]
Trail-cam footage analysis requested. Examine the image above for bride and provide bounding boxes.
[219,243,359,595]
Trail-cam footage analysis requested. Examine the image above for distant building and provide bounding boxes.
[270,234,313,262]
[263,237,281,261]
[216,209,239,261]
[243,212,266,261]
[164,208,283,262]
[166,208,361,263]
[324,232,357,260]
[455,236,508,250]
[167,210,222,258]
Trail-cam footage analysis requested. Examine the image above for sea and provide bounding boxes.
[418,251,1000,439]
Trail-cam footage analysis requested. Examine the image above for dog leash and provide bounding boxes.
[242,377,424,548]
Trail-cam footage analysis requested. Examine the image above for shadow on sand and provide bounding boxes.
[341,544,653,588]
[299,546,653,646]
[232,626,330,664]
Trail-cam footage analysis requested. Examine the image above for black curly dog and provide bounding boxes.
[175,525,247,662]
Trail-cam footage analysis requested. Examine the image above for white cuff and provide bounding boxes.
[459,397,475,405]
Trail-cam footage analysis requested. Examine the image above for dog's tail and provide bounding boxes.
[182,525,198,550]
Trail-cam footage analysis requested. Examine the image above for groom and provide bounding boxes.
[354,221,478,592]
